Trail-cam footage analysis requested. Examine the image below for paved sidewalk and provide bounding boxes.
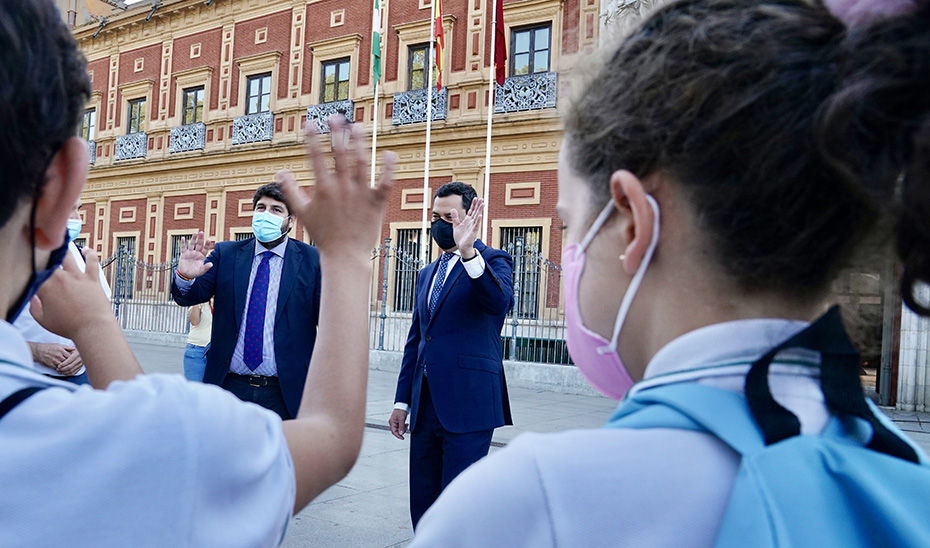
[129,342,930,548]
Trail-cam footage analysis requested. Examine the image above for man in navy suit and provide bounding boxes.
[172,181,321,420]
[389,182,514,528]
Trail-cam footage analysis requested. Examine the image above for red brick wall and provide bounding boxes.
[486,170,562,261]
[108,198,146,251]
[116,44,162,129]
[162,195,208,262]
[562,0,580,55]
[447,0,468,73]
[386,0,430,83]
[171,27,224,114]
[225,190,256,240]
[305,0,374,90]
[80,200,97,246]
[231,9,292,108]
[87,58,109,123]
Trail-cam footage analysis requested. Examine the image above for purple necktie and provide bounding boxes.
[243,251,273,371]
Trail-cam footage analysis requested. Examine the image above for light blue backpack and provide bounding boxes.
[607,307,930,548]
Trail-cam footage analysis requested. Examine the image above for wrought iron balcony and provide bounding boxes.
[392,88,447,125]
[307,100,354,133]
[114,132,147,161]
[495,72,558,114]
[87,139,96,165]
[232,111,274,145]
[169,122,206,154]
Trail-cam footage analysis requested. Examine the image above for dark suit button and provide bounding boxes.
[426,336,432,342]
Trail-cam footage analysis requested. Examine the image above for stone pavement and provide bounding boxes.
[129,342,930,548]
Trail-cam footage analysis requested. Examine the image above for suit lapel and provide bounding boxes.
[417,260,436,317]
[275,239,302,322]
[234,240,254,331]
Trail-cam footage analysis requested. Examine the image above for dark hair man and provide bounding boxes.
[389,181,515,528]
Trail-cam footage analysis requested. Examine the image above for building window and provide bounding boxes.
[245,73,272,115]
[127,98,146,134]
[170,234,194,264]
[393,228,432,312]
[235,232,254,242]
[511,24,551,76]
[114,236,136,301]
[73,237,87,248]
[182,87,204,125]
[500,226,542,319]
[409,45,429,90]
[321,58,350,103]
[81,109,96,141]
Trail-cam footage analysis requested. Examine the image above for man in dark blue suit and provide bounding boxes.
[389,182,514,528]
[171,182,320,420]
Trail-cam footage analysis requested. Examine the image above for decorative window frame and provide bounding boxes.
[490,217,552,258]
[235,51,282,116]
[118,79,155,134]
[111,231,141,259]
[504,181,542,205]
[173,202,195,220]
[172,66,213,125]
[118,206,137,223]
[307,34,362,105]
[238,199,254,217]
[401,187,431,210]
[393,16,455,95]
[500,0,563,74]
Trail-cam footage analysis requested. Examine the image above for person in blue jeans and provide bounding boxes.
[183,299,212,381]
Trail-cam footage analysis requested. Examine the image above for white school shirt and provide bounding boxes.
[0,320,295,547]
[12,242,112,377]
[411,318,841,548]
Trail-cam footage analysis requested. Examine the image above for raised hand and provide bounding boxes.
[177,231,213,279]
[451,197,484,259]
[31,249,112,343]
[278,116,394,262]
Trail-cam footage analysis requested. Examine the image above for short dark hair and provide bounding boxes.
[0,0,91,229]
[566,0,930,312]
[434,182,477,212]
[252,182,290,215]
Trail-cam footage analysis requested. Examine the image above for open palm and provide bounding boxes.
[177,231,214,279]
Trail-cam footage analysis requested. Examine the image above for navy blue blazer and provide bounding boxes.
[171,237,321,418]
[395,240,514,434]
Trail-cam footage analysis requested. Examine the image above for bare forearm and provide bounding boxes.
[71,315,144,388]
[287,254,371,508]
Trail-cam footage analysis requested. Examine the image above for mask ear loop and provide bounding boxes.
[579,202,617,252]
[597,194,660,355]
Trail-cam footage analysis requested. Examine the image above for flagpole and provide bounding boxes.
[420,3,437,266]
[481,0,499,243]
[370,1,382,188]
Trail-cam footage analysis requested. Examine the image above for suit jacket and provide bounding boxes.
[171,237,321,417]
[395,239,514,434]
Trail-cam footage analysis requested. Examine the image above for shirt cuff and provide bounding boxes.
[394,402,410,413]
[462,250,486,279]
[174,271,194,293]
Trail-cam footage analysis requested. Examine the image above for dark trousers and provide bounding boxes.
[221,373,292,420]
[409,376,493,529]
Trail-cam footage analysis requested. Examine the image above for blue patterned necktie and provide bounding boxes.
[428,253,453,317]
[243,251,273,370]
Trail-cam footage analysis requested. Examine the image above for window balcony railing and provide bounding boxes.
[392,88,447,125]
[495,72,558,114]
[114,132,147,161]
[87,139,96,165]
[307,99,354,133]
[232,111,274,145]
[169,122,206,154]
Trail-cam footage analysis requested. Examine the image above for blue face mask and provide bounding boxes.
[7,209,70,322]
[66,218,82,242]
[252,211,289,243]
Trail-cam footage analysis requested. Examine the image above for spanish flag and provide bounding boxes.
[434,0,444,91]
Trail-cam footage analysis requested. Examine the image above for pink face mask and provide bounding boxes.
[563,195,660,399]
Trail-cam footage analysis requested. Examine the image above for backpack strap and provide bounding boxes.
[745,306,919,463]
[0,386,46,421]
[607,383,767,457]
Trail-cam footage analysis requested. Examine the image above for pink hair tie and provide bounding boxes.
[824,0,918,27]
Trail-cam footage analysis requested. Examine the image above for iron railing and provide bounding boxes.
[101,246,190,335]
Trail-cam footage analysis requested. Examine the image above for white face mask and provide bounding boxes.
[562,195,661,399]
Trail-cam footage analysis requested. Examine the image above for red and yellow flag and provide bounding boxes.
[434,0,444,91]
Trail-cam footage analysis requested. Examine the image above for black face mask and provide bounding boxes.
[431,219,457,251]
[7,207,70,322]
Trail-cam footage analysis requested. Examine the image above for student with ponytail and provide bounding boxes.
[411,1,930,546]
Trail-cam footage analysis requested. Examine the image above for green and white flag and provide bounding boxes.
[372,0,381,83]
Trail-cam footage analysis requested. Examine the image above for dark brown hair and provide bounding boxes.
[0,0,91,228]
[565,0,930,312]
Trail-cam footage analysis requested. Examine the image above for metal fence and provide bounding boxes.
[101,246,190,335]
[102,237,571,365]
